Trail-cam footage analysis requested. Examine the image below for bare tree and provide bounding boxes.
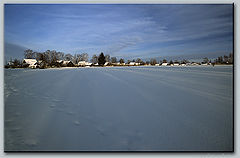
[174,60,179,64]
[136,58,142,63]
[24,49,35,59]
[136,58,144,65]
[111,57,117,63]
[57,52,64,60]
[82,53,88,62]
[50,50,58,64]
[203,57,209,64]
[223,55,228,63]
[105,54,110,62]
[72,54,78,64]
[150,58,157,65]
[181,59,189,64]
[119,58,125,64]
[65,53,73,61]
[229,53,233,64]
[91,54,98,64]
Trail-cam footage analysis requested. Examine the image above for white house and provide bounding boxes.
[78,61,87,66]
[161,63,168,66]
[86,62,92,66]
[104,62,109,66]
[23,59,37,68]
[135,63,141,66]
[191,62,199,66]
[129,62,135,66]
[155,64,160,66]
[63,61,70,65]
[57,60,63,63]
[173,63,180,66]
[78,61,92,67]
[181,63,186,66]
[8,61,14,66]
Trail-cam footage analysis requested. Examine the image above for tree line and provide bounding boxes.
[5,49,233,69]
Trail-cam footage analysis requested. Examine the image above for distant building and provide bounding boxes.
[129,62,135,66]
[155,64,160,66]
[56,60,63,64]
[104,62,110,66]
[173,63,179,66]
[63,61,70,66]
[86,62,92,66]
[161,63,168,66]
[62,61,75,67]
[191,62,199,66]
[181,63,186,66]
[8,61,14,66]
[23,59,37,68]
[79,61,93,67]
[78,61,87,66]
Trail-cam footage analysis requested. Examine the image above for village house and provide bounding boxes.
[8,61,14,66]
[63,61,70,65]
[62,61,75,67]
[191,62,199,66]
[78,61,87,66]
[23,59,37,68]
[78,61,92,67]
[129,62,135,66]
[155,64,160,66]
[104,62,109,66]
[173,63,180,66]
[85,62,92,66]
[57,60,63,64]
[161,62,168,66]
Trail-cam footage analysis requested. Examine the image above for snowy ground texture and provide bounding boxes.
[4,66,233,151]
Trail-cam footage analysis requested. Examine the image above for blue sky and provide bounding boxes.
[4,4,233,60]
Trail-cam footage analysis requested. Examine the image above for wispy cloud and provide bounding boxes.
[4,4,233,59]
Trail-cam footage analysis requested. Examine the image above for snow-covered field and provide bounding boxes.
[4,66,233,151]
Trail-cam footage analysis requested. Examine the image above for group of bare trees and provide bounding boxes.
[90,53,121,65]
[5,50,234,69]
[24,49,89,65]
[214,53,233,64]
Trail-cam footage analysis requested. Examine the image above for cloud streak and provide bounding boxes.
[4,4,233,59]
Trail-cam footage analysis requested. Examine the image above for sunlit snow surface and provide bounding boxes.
[4,66,233,151]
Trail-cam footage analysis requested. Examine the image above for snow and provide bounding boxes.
[4,66,233,151]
